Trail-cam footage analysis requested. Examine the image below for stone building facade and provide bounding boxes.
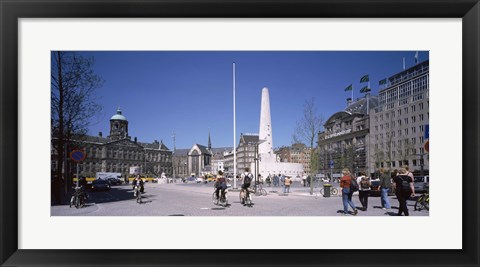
[369,60,429,175]
[277,143,312,175]
[318,96,378,178]
[52,107,173,179]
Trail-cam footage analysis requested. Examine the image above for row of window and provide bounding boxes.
[377,158,426,168]
[375,127,426,140]
[379,75,428,106]
[375,102,427,122]
[85,147,171,162]
[373,143,426,155]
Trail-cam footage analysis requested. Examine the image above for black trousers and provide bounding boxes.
[358,190,369,209]
[396,191,411,216]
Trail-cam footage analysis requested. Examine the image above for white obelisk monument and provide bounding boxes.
[257,87,303,178]
[258,87,276,162]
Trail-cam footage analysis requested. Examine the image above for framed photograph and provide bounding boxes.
[1,0,478,266]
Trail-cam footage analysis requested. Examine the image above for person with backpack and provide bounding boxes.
[356,171,371,211]
[340,168,358,216]
[240,167,253,205]
[392,168,415,216]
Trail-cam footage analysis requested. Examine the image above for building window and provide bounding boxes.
[419,103,424,110]
[419,114,424,121]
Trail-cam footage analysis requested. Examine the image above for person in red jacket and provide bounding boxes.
[340,168,358,216]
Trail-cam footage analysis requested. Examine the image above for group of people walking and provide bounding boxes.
[340,167,416,216]
[264,173,293,193]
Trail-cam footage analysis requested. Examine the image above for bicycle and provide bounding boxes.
[240,188,253,206]
[315,186,339,199]
[212,188,228,207]
[70,186,87,209]
[414,192,429,211]
[254,183,268,196]
[134,184,142,204]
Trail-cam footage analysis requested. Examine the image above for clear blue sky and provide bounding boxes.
[76,51,428,150]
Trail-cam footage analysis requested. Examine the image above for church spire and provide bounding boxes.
[208,129,212,150]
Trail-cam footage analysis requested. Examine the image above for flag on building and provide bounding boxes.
[344,84,353,91]
[379,78,387,85]
[360,86,371,93]
[360,74,369,83]
[415,51,419,64]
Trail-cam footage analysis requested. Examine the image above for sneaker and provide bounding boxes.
[353,209,358,216]
[382,207,387,210]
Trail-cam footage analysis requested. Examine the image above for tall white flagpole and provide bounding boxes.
[233,62,237,189]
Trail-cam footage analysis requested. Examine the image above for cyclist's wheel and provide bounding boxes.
[239,191,244,204]
[245,195,252,206]
[331,188,339,195]
[137,191,142,203]
[70,196,75,208]
[212,192,218,205]
[260,189,267,196]
[75,197,81,209]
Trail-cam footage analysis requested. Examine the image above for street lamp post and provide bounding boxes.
[251,139,266,193]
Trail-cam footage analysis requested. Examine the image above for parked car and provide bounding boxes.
[107,177,122,186]
[414,176,429,193]
[369,179,381,196]
[183,177,196,183]
[91,179,111,191]
[196,177,207,184]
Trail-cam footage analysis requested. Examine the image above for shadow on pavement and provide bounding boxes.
[87,186,145,204]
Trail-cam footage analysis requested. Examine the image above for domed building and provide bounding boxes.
[317,95,378,179]
[52,107,172,180]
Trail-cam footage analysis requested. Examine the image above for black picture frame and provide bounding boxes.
[1,0,479,266]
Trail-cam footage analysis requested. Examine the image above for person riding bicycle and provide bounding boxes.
[240,167,253,204]
[78,176,89,199]
[214,170,227,201]
[133,175,144,196]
